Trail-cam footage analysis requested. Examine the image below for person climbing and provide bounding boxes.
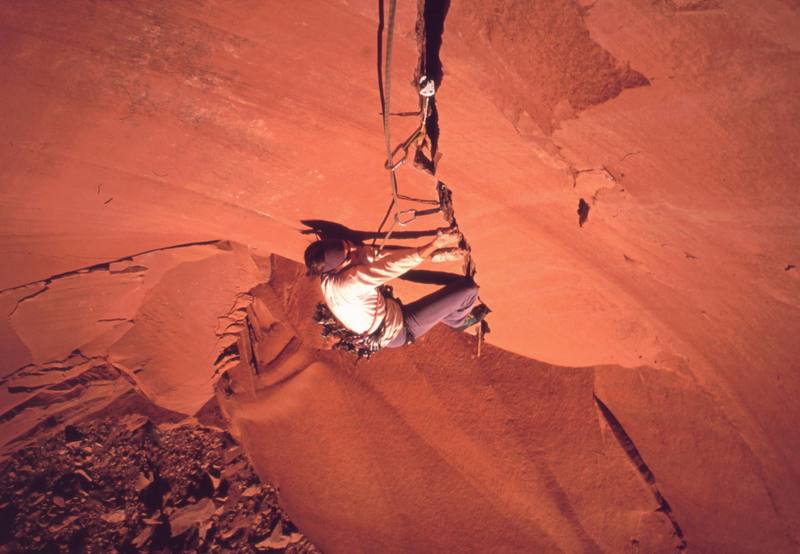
[305,228,488,355]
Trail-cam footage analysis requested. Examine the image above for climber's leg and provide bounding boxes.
[386,278,478,348]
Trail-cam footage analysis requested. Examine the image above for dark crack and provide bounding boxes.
[620,151,641,162]
[578,199,590,227]
[212,293,254,376]
[7,285,49,317]
[663,0,723,13]
[1,240,222,294]
[96,318,134,323]
[594,394,687,550]
[1,359,113,423]
[214,343,240,367]
[244,316,260,375]
[109,264,149,274]
[1,353,91,387]
[414,0,450,160]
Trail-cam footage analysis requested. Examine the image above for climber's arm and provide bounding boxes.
[345,230,462,288]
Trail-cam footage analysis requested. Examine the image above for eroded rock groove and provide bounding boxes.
[594,394,687,550]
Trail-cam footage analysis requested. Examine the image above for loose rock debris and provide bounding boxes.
[0,416,320,553]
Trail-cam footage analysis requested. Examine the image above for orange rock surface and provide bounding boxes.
[1,0,799,551]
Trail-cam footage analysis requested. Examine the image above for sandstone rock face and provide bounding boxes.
[1,0,799,552]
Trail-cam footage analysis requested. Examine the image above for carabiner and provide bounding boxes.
[418,76,436,98]
[385,143,411,171]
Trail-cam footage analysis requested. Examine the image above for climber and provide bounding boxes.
[305,229,488,352]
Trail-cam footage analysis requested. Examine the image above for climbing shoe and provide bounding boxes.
[458,303,491,332]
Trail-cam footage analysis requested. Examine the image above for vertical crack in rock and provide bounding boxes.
[416,0,449,87]
[414,1,480,277]
[415,0,450,159]
[594,394,688,550]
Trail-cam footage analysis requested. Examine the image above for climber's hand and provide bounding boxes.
[432,228,462,250]
[431,247,468,263]
[418,228,462,259]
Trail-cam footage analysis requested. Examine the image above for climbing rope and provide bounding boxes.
[381,0,398,194]
[374,0,400,249]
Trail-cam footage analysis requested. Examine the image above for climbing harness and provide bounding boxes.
[313,285,398,360]
[314,302,384,360]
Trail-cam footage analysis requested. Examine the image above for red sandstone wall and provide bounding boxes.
[1,1,799,551]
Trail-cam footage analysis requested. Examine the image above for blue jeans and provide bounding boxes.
[386,278,479,347]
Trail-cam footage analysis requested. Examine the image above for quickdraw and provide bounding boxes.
[394,180,452,226]
[385,76,436,172]
[377,75,448,235]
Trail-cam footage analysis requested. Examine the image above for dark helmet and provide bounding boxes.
[304,239,352,275]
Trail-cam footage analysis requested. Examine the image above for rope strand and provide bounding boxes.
[373,0,400,250]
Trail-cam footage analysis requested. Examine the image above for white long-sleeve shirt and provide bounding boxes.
[320,247,424,346]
